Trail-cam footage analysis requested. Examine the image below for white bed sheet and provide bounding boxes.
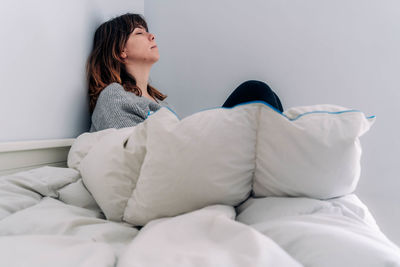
[0,167,137,266]
[1,166,400,267]
[237,195,400,266]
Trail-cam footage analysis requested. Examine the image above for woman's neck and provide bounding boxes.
[124,63,151,96]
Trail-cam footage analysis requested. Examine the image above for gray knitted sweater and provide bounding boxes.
[89,82,175,132]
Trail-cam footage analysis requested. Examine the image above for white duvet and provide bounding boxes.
[1,166,400,267]
[69,103,376,226]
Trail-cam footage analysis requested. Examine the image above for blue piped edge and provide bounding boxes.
[147,105,180,119]
[147,100,376,121]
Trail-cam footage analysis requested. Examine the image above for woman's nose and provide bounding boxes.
[149,33,155,40]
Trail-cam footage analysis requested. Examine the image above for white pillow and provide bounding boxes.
[67,128,118,171]
[123,105,258,226]
[71,102,375,225]
[253,104,375,199]
[76,126,147,221]
[57,179,101,212]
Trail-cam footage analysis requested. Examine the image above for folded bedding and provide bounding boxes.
[118,205,302,267]
[0,235,115,267]
[68,102,375,226]
[0,197,138,252]
[1,166,400,266]
[237,195,400,266]
[0,166,80,220]
[0,167,138,266]
[2,102,400,266]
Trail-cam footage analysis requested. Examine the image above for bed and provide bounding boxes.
[1,102,400,267]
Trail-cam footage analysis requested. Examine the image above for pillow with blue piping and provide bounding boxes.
[71,101,375,226]
[123,102,374,225]
[253,104,375,199]
[123,104,259,225]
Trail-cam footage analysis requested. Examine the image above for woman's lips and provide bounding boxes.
[151,45,158,49]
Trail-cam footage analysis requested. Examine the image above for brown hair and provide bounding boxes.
[86,13,167,114]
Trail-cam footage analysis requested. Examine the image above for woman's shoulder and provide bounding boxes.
[100,82,128,97]
[92,83,148,119]
[97,82,159,112]
[98,83,141,102]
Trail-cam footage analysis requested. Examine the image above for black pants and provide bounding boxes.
[222,80,284,112]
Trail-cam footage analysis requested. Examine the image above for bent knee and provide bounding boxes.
[240,80,269,87]
[238,80,274,96]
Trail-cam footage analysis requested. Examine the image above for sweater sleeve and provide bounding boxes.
[90,83,149,132]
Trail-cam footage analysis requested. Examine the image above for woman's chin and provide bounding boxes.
[152,55,160,63]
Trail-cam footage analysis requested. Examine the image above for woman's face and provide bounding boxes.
[121,26,159,64]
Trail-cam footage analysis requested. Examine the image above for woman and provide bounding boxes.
[87,13,283,132]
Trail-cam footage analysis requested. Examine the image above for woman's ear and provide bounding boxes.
[120,49,127,59]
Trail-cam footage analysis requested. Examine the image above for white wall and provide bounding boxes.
[145,0,400,245]
[0,0,144,142]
